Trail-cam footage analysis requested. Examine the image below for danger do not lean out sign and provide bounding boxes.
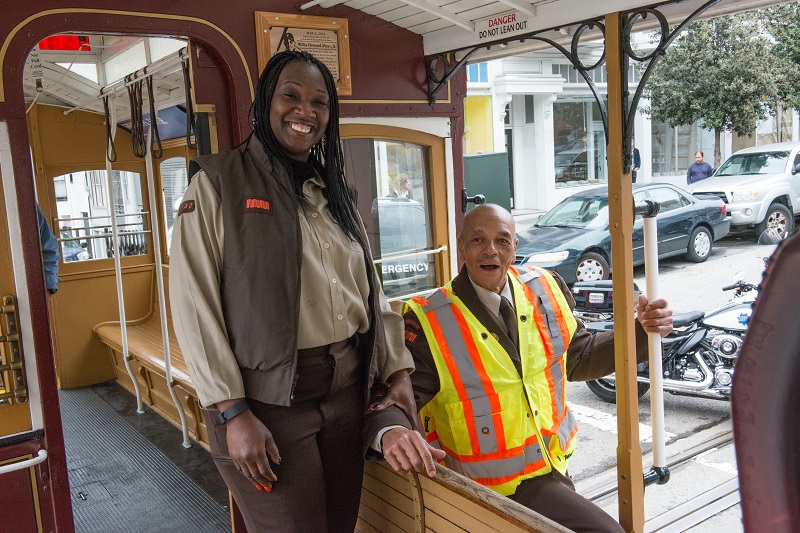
[475,13,530,41]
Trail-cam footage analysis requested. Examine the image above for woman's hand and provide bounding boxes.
[224,409,281,491]
[369,369,418,430]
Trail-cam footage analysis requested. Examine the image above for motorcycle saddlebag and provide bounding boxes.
[572,280,640,312]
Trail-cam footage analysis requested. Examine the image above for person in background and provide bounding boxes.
[169,50,439,532]
[389,173,413,199]
[686,151,713,185]
[384,204,673,532]
[37,203,59,295]
[631,138,641,183]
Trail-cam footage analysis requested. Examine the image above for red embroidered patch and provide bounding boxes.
[404,318,420,330]
[244,197,272,214]
[405,331,417,343]
[177,200,195,216]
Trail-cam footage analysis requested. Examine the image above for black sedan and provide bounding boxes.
[514,183,731,284]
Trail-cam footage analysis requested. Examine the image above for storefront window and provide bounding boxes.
[756,108,794,145]
[650,120,715,176]
[342,138,436,299]
[553,98,606,186]
[53,170,147,261]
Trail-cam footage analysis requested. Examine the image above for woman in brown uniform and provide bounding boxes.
[169,50,426,532]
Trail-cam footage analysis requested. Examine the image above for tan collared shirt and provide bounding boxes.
[469,275,515,317]
[170,170,412,406]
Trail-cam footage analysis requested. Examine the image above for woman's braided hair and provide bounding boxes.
[251,50,366,251]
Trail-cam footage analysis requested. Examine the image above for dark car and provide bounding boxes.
[60,229,90,262]
[515,183,731,284]
[554,149,588,183]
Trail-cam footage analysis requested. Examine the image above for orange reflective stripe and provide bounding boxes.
[517,269,571,421]
[427,310,482,455]
[520,280,556,361]
[537,275,572,354]
[536,275,571,421]
[471,458,549,487]
[443,433,539,463]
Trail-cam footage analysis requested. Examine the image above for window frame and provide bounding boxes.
[340,124,450,306]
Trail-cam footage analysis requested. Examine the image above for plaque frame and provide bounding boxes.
[255,12,352,96]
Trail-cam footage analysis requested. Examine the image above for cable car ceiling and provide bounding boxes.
[20,0,787,119]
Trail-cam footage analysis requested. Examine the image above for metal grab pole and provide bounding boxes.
[144,91,192,449]
[104,93,145,414]
[635,200,670,487]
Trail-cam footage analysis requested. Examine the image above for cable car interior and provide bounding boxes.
[1,1,798,532]
[22,33,232,531]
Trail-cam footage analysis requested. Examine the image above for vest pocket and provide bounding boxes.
[444,394,500,457]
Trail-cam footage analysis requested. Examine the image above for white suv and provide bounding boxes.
[688,142,800,239]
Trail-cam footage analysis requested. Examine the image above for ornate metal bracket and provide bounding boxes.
[524,21,608,143]
[424,0,725,175]
[427,50,481,105]
[425,19,608,114]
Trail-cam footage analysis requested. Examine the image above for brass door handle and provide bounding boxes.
[0,295,27,405]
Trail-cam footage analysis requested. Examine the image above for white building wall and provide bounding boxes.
[467,49,792,213]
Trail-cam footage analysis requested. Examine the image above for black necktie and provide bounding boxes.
[499,297,518,349]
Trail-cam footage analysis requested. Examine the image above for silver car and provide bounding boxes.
[688,142,800,239]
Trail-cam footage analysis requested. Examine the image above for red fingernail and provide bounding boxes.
[255,485,263,491]
[264,486,273,493]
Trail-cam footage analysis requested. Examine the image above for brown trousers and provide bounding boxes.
[510,470,624,533]
[203,337,365,532]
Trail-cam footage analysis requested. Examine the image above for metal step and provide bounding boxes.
[60,386,230,533]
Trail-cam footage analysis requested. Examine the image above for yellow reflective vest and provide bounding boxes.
[404,266,579,496]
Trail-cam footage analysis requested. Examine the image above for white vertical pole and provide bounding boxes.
[144,85,192,448]
[105,94,144,414]
[643,216,666,468]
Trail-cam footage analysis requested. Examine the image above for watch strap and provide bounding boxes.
[218,400,250,424]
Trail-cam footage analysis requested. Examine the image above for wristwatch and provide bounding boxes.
[217,400,250,424]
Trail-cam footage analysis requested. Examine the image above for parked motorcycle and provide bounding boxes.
[573,272,759,403]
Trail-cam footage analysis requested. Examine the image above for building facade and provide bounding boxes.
[465,46,799,213]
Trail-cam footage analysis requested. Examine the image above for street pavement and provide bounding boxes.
[633,230,775,314]
[574,420,742,533]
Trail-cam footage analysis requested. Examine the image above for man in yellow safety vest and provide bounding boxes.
[381,203,673,532]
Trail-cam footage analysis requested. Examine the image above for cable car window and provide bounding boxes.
[160,157,189,254]
[53,170,148,262]
[342,138,436,299]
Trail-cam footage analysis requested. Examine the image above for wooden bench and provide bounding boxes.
[93,311,209,447]
[93,283,572,531]
[357,461,572,533]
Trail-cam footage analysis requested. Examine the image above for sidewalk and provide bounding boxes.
[574,419,742,532]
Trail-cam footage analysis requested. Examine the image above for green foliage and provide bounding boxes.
[643,13,776,138]
[763,1,800,112]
